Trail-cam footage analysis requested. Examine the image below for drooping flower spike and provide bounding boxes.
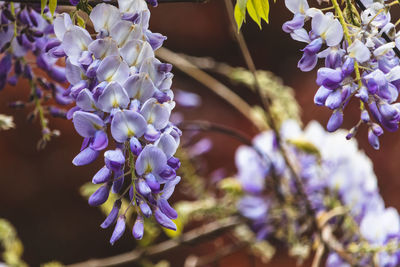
[0,2,72,146]
[283,0,400,149]
[50,0,181,244]
[235,120,400,266]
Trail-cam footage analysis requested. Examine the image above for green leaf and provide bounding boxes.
[76,14,86,28]
[234,0,269,30]
[234,0,248,31]
[234,4,244,31]
[237,0,248,13]
[41,0,47,15]
[10,3,15,16]
[49,0,57,18]
[247,0,269,28]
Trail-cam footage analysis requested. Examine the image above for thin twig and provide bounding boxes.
[311,240,325,267]
[184,242,247,267]
[223,0,359,265]
[179,120,253,146]
[156,47,264,131]
[223,0,313,217]
[67,216,242,267]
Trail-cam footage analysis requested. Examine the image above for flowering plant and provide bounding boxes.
[0,0,400,266]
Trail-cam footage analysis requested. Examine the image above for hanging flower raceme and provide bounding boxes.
[50,0,181,243]
[234,120,400,266]
[0,2,71,147]
[0,2,69,100]
[282,0,400,149]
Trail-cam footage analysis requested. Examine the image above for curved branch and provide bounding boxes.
[67,216,242,267]
[156,47,265,131]
[179,120,253,146]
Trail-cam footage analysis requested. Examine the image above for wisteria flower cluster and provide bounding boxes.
[235,120,400,266]
[283,0,400,149]
[0,2,70,145]
[49,0,181,243]
[0,2,66,88]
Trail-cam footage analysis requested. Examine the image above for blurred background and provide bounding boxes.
[1,0,400,266]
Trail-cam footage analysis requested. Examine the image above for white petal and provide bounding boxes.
[120,40,154,67]
[97,81,130,112]
[54,13,72,41]
[90,3,121,33]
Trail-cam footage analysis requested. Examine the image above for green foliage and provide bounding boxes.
[40,0,47,15]
[286,138,321,158]
[48,0,57,18]
[76,14,86,28]
[234,0,269,31]
[0,219,27,267]
[344,0,360,27]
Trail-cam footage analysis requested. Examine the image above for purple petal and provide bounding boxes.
[92,166,112,184]
[137,178,151,196]
[73,111,104,137]
[368,129,380,150]
[101,200,121,228]
[88,184,110,206]
[135,145,167,176]
[72,147,99,166]
[104,149,125,172]
[110,216,126,245]
[76,89,97,111]
[145,173,160,191]
[161,176,181,200]
[139,201,152,217]
[129,137,142,156]
[158,198,178,219]
[90,130,109,151]
[132,216,144,240]
[327,110,343,132]
[154,209,176,230]
[159,166,176,180]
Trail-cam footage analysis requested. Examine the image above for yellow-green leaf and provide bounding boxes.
[247,0,269,28]
[76,14,85,28]
[237,0,248,13]
[41,0,47,15]
[49,0,57,18]
[234,0,269,30]
[234,0,248,31]
[287,138,321,157]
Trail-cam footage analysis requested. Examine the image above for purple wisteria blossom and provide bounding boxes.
[235,120,400,266]
[0,3,71,121]
[283,0,400,149]
[49,0,181,243]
